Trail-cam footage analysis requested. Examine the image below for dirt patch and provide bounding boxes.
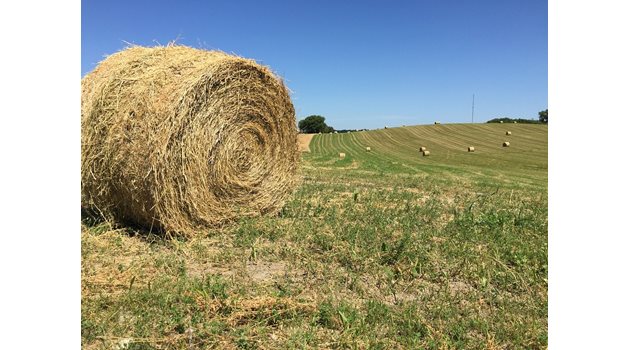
[297,133,315,152]
[246,261,289,283]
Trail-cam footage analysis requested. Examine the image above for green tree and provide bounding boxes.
[298,115,334,133]
[538,109,548,124]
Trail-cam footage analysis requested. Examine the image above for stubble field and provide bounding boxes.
[82,123,548,349]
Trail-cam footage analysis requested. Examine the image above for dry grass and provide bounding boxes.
[81,45,299,237]
[297,134,315,152]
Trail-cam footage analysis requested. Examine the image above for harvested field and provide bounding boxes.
[297,133,316,152]
[83,123,548,349]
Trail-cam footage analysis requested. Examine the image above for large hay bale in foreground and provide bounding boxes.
[81,45,299,235]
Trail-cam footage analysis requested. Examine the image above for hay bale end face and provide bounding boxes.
[422,151,430,156]
[339,152,346,159]
[419,146,427,152]
[503,142,510,147]
[366,147,371,152]
[81,45,299,236]
[506,131,512,135]
[468,146,475,152]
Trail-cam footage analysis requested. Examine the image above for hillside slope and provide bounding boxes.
[307,123,547,188]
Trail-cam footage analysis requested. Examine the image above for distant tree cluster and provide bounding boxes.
[298,115,334,133]
[487,117,540,124]
[487,109,548,124]
[538,109,548,124]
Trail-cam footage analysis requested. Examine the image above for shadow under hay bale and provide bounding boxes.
[81,45,299,236]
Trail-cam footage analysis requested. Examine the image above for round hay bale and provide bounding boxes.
[419,146,427,152]
[468,146,475,152]
[366,147,371,152]
[422,150,430,156]
[506,131,512,136]
[81,45,299,235]
[513,121,517,123]
[339,152,346,159]
[500,121,504,123]
[434,121,440,125]
[503,142,510,147]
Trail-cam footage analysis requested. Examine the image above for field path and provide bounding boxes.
[297,133,316,152]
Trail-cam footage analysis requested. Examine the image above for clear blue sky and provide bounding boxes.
[82,0,547,129]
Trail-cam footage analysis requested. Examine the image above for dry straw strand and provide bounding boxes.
[81,45,299,236]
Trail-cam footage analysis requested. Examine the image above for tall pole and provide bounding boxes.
[471,94,475,123]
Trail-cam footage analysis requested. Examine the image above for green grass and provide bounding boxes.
[82,123,547,349]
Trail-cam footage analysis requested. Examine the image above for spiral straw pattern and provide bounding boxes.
[81,45,299,235]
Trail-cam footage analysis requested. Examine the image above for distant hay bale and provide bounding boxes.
[513,121,517,123]
[366,147,371,152]
[506,131,512,135]
[419,146,427,152]
[434,121,440,125]
[422,151,430,156]
[81,45,299,236]
[339,152,346,159]
[500,121,504,123]
[468,146,475,152]
[503,142,510,147]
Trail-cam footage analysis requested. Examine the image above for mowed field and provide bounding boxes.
[82,123,548,349]
[309,123,547,189]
